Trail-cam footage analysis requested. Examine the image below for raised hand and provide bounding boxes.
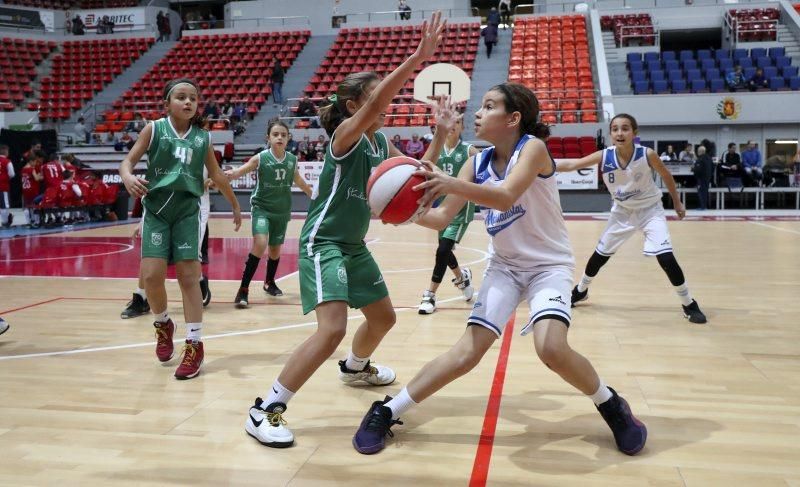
[414,11,447,62]
[431,95,460,134]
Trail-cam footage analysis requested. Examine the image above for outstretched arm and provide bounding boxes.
[555,150,602,172]
[225,154,259,180]
[421,96,459,165]
[415,157,473,231]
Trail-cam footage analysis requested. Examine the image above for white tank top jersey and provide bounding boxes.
[474,135,574,271]
[601,144,662,210]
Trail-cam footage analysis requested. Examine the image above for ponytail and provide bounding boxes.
[318,95,346,137]
[490,82,550,139]
[318,71,380,137]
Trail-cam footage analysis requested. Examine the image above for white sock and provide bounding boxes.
[587,381,613,406]
[385,387,418,420]
[262,379,295,407]
[186,322,202,342]
[345,351,369,372]
[674,283,693,306]
[153,311,169,323]
[577,274,594,293]
[135,287,146,299]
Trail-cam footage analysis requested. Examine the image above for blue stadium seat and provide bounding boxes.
[665,60,680,72]
[650,70,665,82]
[668,69,684,82]
[744,67,756,79]
[769,77,785,90]
[756,57,773,69]
[697,49,712,60]
[644,52,660,63]
[634,80,651,94]
[662,51,676,62]
[704,68,721,80]
[646,59,662,71]
[671,79,688,93]
[700,58,716,70]
[739,58,753,69]
[686,69,702,81]
[653,79,669,94]
[631,70,647,83]
[732,49,748,61]
[679,50,694,61]
[789,77,800,90]
[715,48,730,60]
[629,60,644,72]
[783,66,799,78]
[709,78,725,92]
[627,52,642,64]
[768,47,785,59]
[774,56,791,69]
[763,66,778,79]
[691,79,707,92]
[682,59,698,71]
[750,48,767,59]
[718,58,734,71]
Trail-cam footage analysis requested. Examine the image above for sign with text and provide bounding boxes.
[76,8,146,32]
[555,164,598,190]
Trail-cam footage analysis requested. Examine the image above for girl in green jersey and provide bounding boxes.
[119,78,242,380]
[227,120,312,307]
[245,13,458,449]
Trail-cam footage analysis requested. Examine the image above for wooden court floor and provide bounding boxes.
[1,215,799,486]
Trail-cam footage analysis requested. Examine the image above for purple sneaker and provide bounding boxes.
[353,396,402,454]
[596,387,647,455]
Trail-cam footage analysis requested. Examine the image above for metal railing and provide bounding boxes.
[341,8,479,23]
[514,2,586,15]
[723,13,778,47]
[54,23,156,35]
[229,16,311,29]
[617,24,659,47]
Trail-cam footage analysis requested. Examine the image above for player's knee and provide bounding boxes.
[535,339,569,370]
[452,348,483,376]
[176,265,200,286]
[370,307,396,331]
[318,325,347,352]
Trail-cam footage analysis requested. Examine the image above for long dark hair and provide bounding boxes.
[318,71,380,136]
[162,78,205,128]
[489,82,550,139]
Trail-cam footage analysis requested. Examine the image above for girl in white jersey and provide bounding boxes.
[352,83,647,456]
[556,114,706,324]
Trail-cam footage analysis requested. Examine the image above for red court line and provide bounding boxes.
[0,297,63,315]
[469,317,516,487]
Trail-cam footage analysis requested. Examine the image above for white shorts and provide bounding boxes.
[595,203,672,257]
[468,264,572,337]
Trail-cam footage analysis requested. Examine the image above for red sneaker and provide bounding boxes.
[175,340,204,380]
[154,319,176,362]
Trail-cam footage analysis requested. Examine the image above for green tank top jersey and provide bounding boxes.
[145,118,208,197]
[300,131,389,256]
[250,149,297,215]
[438,141,475,224]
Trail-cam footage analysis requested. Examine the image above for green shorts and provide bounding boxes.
[141,191,201,262]
[251,206,290,246]
[299,245,388,315]
[439,220,471,243]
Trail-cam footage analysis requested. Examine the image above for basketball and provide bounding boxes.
[367,156,427,225]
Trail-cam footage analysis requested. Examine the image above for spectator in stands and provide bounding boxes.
[719,142,742,184]
[91,133,103,145]
[209,13,218,29]
[498,0,512,29]
[487,7,501,27]
[296,96,317,123]
[726,65,747,91]
[679,143,696,164]
[233,101,247,120]
[231,115,247,137]
[748,67,769,91]
[126,113,147,133]
[398,0,412,20]
[203,99,220,119]
[287,133,299,156]
[219,99,234,120]
[405,133,425,159]
[742,140,763,185]
[700,138,716,158]
[97,16,115,35]
[693,145,713,210]
[314,149,324,161]
[313,134,328,155]
[270,59,285,105]
[74,117,88,144]
[0,145,14,228]
[157,12,165,41]
[481,22,499,59]
[392,134,404,153]
[298,135,310,159]
[660,144,678,162]
[792,148,800,187]
[72,15,85,35]
[163,13,173,40]
[63,153,87,170]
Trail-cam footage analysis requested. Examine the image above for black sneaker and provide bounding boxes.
[571,285,588,307]
[200,274,211,307]
[235,287,249,309]
[352,396,402,454]
[682,300,707,324]
[121,293,150,319]
[263,281,283,297]
[5,213,13,227]
[596,387,647,455]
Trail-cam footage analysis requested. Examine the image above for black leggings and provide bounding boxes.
[431,238,459,284]
[583,250,685,286]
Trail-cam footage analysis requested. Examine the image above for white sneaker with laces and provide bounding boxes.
[418,290,436,314]
[245,399,294,448]
[0,318,9,336]
[453,268,474,301]
[338,360,396,386]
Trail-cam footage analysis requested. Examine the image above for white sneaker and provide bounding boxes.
[453,268,474,302]
[0,318,8,336]
[245,398,294,448]
[338,360,396,386]
[418,291,436,314]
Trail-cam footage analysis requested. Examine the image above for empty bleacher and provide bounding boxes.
[0,37,57,111]
[303,22,479,127]
[508,15,598,124]
[725,7,780,43]
[96,30,310,132]
[37,38,154,121]
[3,0,136,9]
[628,47,799,94]
[546,136,598,158]
[600,13,656,48]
